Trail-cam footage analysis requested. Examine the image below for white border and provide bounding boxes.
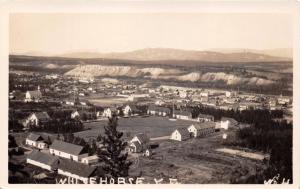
[1,1,299,189]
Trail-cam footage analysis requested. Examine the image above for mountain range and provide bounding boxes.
[56,48,292,63]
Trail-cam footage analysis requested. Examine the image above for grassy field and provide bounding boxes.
[75,117,198,141]
[128,130,267,184]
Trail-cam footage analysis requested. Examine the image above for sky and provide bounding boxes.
[9,13,293,55]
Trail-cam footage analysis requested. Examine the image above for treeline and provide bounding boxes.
[191,105,292,183]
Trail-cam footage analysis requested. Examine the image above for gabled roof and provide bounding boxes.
[134,133,149,144]
[174,128,190,138]
[191,122,215,130]
[27,90,42,98]
[148,105,170,112]
[130,141,142,152]
[50,140,85,155]
[27,150,59,167]
[27,133,44,141]
[32,112,51,121]
[58,158,97,178]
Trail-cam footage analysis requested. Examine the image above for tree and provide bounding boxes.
[97,114,132,181]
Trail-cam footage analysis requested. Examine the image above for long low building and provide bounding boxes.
[27,150,98,183]
[58,159,97,183]
[49,140,89,162]
[188,122,215,138]
[27,150,59,171]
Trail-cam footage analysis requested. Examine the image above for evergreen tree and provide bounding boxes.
[97,114,132,181]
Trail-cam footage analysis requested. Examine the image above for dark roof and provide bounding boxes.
[130,141,142,152]
[175,128,190,138]
[50,140,85,155]
[27,150,59,167]
[173,110,191,116]
[192,122,215,130]
[148,105,170,112]
[27,133,44,141]
[134,133,149,144]
[58,158,97,178]
[32,112,51,121]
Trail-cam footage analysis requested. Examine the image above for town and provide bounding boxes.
[9,71,293,184]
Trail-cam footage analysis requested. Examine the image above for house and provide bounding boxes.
[123,105,140,116]
[173,110,192,120]
[147,105,171,116]
[188,122,215,138]
[102,107,118,118]
[27,150,59,171]
[130,133,150,145]
[170,128,190,141]
[57,158,97,184]
[49,140,88,162]
[220,117,238,130]
[128,133,150,153]
[81,155,99,165]
[24,86,42,102]
[25,133,48,149]
[128,141,143,153]
[71,110,80,119]
[197,113,214,122]
[23,112,51,127]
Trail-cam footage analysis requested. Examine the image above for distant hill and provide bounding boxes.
[57,48,291,63]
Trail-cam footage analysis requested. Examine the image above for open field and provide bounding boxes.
[75,117,199,141]
[129,131,267,184]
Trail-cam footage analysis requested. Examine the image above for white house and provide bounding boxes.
[27,150,59,171]
[49,140,88,162]
[170,128,190,141]
[102,107,118,118]
[71,110,80,119]
[128,141,143,153]
[130,133,150,145]
[25,133,48,149]
[188,122,215,138]
[123,105,140,116]
[81,155,99,165]
[23,112,51,127]
[220,117,238,130]
[173,110,192,120]
[24,86,42,102]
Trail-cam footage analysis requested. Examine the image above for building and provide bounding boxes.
[147,105,171,116]
[220,117,238,130]
[27,150,59,171]
[71,110,80,119]
[197,113,214,122]
[188,122,215,138]
[130,133,150,145]
[49,140,88,162]
[123,105,140,116]
[57,159,97,184]
[102,107,118,118]
[25,133,48,149]
[23,112,51,127]
[173,110,192,120]
[81,155,99,165]
[170,128,190,141]
[128,141,143,153]
[24,86,42,102]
